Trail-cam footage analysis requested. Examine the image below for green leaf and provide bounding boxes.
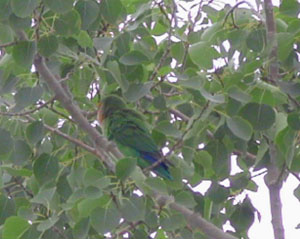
[206,183,230,204]
[83,168,110,188]
[90,206,121,234]
[228,86,251,103]
[120,195,145,222]
[145,177,168,195]
[107,61,128,91]
[155,120,181,138]
[37,215,59,232]
[275,127,296,167]
[230,198,255,233]
[0,195,16,224]
[9,14,31,30]
[194,151,214,178]
[26,121,45,145]
[178,77,203,89]
[188,41,220,69]
[73,218,90,239]
[33,153,59,185]
[279,0,300,16]
[0,24,13,44]
[239,103,276,131]
[171,42,185,62]
[288,112,300,130]
[76,31,93,48]
[153,95,167,110]
[30,187,56,206]
[145,211,158,228]
[54,10,81,36]
[11,0,38,18]
[135,36,157,59]
[160,214,186,231]
[77,196,110,218]
[1,167,32,177]
[201,22,222,42]
[151,22,167,36]
[294,184,300,202]
[43,0,74,14]
[12,41,36,68]
[0,128,13,155]
[93,37,113,53]
[120,51,149,65]
[250,88,275,106]
[99,0,124,24]
[230,173,250,191]
[246,29,265,52]
[278,81,300,97]
[20,225,41,239]
[199,88,225,103]
[11,139,32,165]
[116,157,137,181]
[175,191,197,209]
[14,86,43,111]
[123,82,152,102]
[70,66,93,97]
[226,116,253,141]
[0,0,11,21]
[38,35,59,57]
[75,0,99,30]
[277,33,294,62]
[2,216,30,239]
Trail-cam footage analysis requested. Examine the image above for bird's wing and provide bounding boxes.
[106,109,159,154]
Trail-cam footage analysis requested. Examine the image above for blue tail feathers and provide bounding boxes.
[140,152,172,180]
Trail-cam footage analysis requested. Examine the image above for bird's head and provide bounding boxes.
[97,95,126,124]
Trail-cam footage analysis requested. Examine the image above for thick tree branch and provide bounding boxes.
[154,193,237,239]
[264,1,285,239]
[264,143,285,239]
[34,54,120,171]
[264,0,279,82]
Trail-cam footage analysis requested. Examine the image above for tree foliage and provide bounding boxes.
[0,0,299,239]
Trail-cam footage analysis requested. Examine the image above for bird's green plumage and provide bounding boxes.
[98,95,172,179]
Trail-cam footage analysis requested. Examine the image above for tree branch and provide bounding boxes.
[0,41,18,48]
[154,193,237,239]
[264,0,279,82]
[264,143,285,239]
[33,54,120,171]
[0,97,55,116]
[264,1,285,238]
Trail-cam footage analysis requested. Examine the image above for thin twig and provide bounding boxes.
[25,114,106,165]
[111,221,143,239]
[149,0,177,82]
[143,102,209,173]
[13,178,34,198]
[223,1,248,28]
[46,105,76,123]
[181,1,204,72]
[0,97,55,117]
[144,95,190,121]
[0,41,18,48]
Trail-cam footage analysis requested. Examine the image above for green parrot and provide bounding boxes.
[97,95,172,179]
